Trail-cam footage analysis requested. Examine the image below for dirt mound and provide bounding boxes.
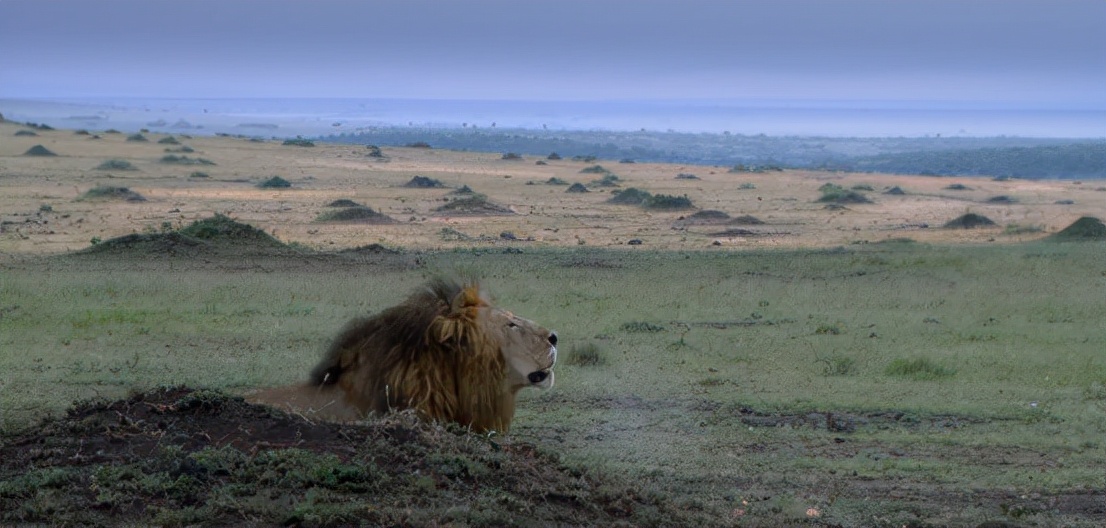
[944,213,996,229]
[565,182,589,193]
[178,214,282,244]
[22,144,57,156]
[1050,216,1106,241]
[0,387,712,527]
[78,215,296,258]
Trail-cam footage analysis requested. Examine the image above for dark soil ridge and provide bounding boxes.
[0,387,721,527]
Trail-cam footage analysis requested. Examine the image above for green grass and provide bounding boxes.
[2,241,1104,525]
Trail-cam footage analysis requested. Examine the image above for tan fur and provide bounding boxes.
[300,278,557,433]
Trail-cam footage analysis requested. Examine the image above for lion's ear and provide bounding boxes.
[449,283,488,316]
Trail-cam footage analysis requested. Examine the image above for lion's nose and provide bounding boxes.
[547,332,557,346]
[528,371,549,384]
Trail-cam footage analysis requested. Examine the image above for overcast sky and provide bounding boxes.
[1,0,1104,106]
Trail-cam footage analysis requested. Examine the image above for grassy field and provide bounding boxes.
[2,238,1104,526]
[1,120,1104,525]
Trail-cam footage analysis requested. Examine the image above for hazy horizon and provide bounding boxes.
[2,0,1103,137]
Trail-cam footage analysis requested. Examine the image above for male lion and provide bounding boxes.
[298,278,557,433]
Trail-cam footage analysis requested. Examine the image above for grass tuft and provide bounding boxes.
[885,357,956,380]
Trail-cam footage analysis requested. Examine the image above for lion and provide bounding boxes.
[253,278,557,433]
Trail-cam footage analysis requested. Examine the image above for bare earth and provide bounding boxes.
[2,121,1102,256]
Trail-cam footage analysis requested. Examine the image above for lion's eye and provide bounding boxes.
[507,321,519,328]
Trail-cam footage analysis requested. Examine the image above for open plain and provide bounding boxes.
[1,120,1104,526]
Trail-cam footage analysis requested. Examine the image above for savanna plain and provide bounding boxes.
[1,120,1104,527]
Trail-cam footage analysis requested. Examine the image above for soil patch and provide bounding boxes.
[0,387,720,527]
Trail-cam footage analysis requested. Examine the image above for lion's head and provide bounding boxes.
[309,278,557,433]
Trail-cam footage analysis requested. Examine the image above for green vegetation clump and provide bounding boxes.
[686,210,730,221]
[282,137,315,147]
[944,213,996,229]
[449,185,476,195]
[257,176,292,189]
[404,175,445,188]
[78,185,146,202]
[945,183,971,190]
[621,321,666,333]
[546,152,562,160]
[157,136,180,145]
[986,195,1017,204]
[366,145,384,158]
[885,357,956,380]
[165,145,195,153]
[580,165,609,174]
[126,133,148,142]
[405,141,431,148]
[501,152,523,160]
[607,187,652,205]
[432,195,513,215]
[817,183,873,204]
[14,129,37,137]
[188,171,209,178]
[160,155,215,165]
[590,173,621,187]
[94,159,137,171]
[545,177,569,185]
[565,183,589,193]
[1050,216,1106,241]
[326,199,363,208]
[178,214,278,243]
[643,194,694,210]
[565,343,606,366]
[23,145,57,156]
[675,173,699,180]
[315,206,394,223]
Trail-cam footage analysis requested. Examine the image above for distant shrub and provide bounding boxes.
[621,321,665,333]
[74,129,90,135]
[449,185,476,195]
[565,342,606,366]
[607,187,652,205]
[79,185,146,202]
[501,152,523,160]
[885,357,955,380]
[257,176,292,188]
[366,145,384,158]
[406,141,432,149]
[157,136,180,144]
[189,171,209,178]
[404,175,445,188]
[565,183,589,193]
[675,173,699,180]
[546,152,562,160]
[326,199,363,208]
[590,173,621,187]
[535,160,547,165]
[580,165,609,174]
[572,155,597,162]
[738,182,756,190]
[22,145,57,156]
[94,159,137,171]
[817,183,872,204]
[817,354,857,376]
[986,195,1017,204]
[14,130,37,137]
[851,184,874,191]
[126,133,148,142]
[944,183,971,190]
[544,177,568,185]
[643,194,694,210]
[282,137,315,147]
[165,146,195,153]
[944,213,995,229]
[1050,216,1106,241]
[160,155,214,165]
[315,206,393,223]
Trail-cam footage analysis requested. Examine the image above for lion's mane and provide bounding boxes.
[310,278,519,432]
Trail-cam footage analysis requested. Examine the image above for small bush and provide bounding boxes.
[14,129,37,137]
[406,141,432,149]
[258,176,292,189]
[189,171,209,178]
[621,321,665,333]
[851,184,874,191]
[580,165,609,174]
[315,206,393,223]
[501,152,523,160]
[326,199,363,208]
[944,213,995,229]
[160,155,215,165]
[590,173,621,187]
[94,159,137,171]
[165,145,195,153]
[885,358,955,380]
[565,183,589,193]
[572,155,597,162]
[545,177,569,185]
[404,175,445,188]
[157,136,180,145]
[126,133,148,142]
[944,183,971,190]
[23,145,57,156]
[565,343,606,366]
[547,152,562,160]
[607,188,652,205]
[738,182,756,190]
[817,354,857,376]
[449,185,476,195]
[986,195,1017,204]
[79,185,146,202]
[675,173,699,180]
[817,183,872,204]
[643,194,694,210]
[366,145,384,158]
[282,137,315,147]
